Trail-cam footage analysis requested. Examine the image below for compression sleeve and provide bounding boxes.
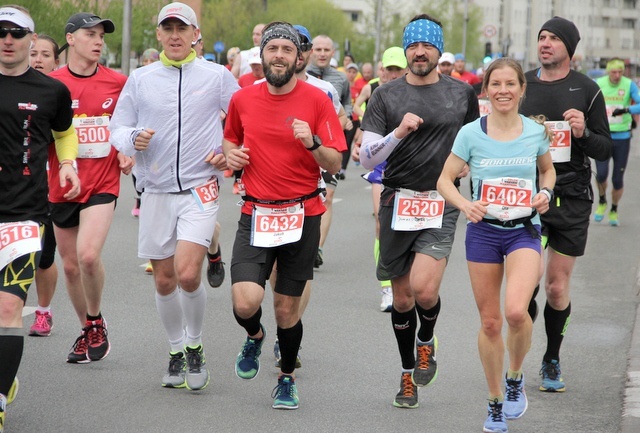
[359,130,402,170]
[52,124,78,162]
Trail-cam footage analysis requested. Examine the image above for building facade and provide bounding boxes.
[330,0,640,74]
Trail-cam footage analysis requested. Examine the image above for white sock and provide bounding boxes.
[155,288,185,353]
[36,305,51,314]
[180,283,207,348]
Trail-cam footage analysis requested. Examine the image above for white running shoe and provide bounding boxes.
[380,286,393,312]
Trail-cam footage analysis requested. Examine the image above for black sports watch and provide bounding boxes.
[308,135,322,151]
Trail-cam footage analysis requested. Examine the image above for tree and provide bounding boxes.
[200,0,357,64]
[24,0,164,66]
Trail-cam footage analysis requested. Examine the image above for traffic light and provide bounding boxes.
[483,42,492,64]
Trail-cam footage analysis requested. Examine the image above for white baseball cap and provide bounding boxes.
[157,2,197,27]
[439,52,455,65]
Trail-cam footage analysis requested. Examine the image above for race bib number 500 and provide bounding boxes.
[251,204,304,247]
[0,221,41,269]
[391,189,445,231]
[73,116,112,159]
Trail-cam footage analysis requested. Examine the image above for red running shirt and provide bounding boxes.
[48,66,127,203]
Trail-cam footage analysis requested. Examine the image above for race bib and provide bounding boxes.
[0,221,41,269]
[606,104,624,125]
[545,121,571,163]
[251,203,304,247]
[191,177,219,211]
[391,189,445,231]
[479,177,533,222]
[73,116,112,158]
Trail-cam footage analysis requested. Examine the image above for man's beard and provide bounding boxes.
[409,56,438,77]
[264,61,296,87]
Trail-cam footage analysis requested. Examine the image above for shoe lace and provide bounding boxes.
[71,333,88,353]
[242,339,259,359]
[487,399,504,422]
[34,312,50,328]
[540,361,560,380]
[505,378,522,402]
[85,321,107,346]
[416,344,432,370]
[185,347,203,371]
[400,373,415,397]
[168,354,185,375]
[271,376,294,399]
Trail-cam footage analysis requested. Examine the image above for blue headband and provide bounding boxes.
[403,19,443,54]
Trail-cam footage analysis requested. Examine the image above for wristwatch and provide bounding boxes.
[540,187,554,202]
[582,127,591,139]
[308,135,322,151]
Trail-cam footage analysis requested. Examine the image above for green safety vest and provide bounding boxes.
[596,75,633,132]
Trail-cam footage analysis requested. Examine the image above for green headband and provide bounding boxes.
[606,59,624,72]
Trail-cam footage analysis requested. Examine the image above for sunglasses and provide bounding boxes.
[300,42,313,52]
[0,27,31,39]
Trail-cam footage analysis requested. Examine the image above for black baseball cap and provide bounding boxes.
[65,12,115,35]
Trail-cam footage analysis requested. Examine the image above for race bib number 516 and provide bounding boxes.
[0,221,41,269]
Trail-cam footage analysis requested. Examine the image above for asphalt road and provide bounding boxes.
[8,142,640,433]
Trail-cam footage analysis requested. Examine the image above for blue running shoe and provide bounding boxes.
[539,359,565,392]
[236,326,265,380]
[272,374,299,409]
[503,375,527,419]
[483,399,508,433]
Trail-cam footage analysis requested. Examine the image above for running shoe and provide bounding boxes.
[29,310,53,337]
[273,339,302,369]
[206,253,225,288]
[144,262,153,274]
[223,168,233,178]
[235,326,265,379]
[67,330,90,363]
[185,345,210,391]
[131,206,140,217]
[484,399,508,433]
[609,210,619,226]
[7,378,18,405]
[314,248,324,268]
[0,393,6,433]
[412,336,438,387]
[594,202,606,222]
[272,374,299,409]
[336,170,346,180]
[162,351,187,388]
[86,318,110,361]
[503,374,528,419]
[393,372,418,408]
[380,286,393,312]
[539,359,565,392]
